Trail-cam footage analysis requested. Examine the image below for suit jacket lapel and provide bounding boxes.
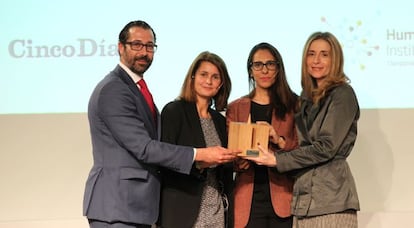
[182,102,206,147]
[114,65,158,137]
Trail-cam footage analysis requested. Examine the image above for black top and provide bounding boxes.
[250,101,273,209]
[250,101,272,184]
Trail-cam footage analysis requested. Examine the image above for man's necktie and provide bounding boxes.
[137,79,156,122]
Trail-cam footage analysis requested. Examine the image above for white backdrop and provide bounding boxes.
[1,0,414,114]
[1,0,413,227]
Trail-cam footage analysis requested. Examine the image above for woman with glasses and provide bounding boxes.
[226,42,298,228]
[157,51,234,228]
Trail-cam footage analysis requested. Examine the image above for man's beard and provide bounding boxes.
[130,56,152,75]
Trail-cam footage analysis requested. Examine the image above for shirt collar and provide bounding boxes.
[119,62,142,84]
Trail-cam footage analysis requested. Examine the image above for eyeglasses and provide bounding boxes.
[124,41,157,52]
[250,61,278,71]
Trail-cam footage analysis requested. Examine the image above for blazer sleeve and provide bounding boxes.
[271,110,298,152]
[160,101,182,144]
[97,80,193,174]
[226,99,243,128]
[276,85,359,172]
[160,101,206,180]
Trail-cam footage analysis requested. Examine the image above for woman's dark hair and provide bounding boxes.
[247,42,297,119]
[179,51,231,111]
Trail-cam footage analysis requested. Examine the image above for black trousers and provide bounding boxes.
[246,166,292,228]
[88,219,151,228]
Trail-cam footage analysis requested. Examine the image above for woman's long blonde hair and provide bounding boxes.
[301,32,349,104]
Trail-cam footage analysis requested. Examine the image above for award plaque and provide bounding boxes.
[227,122,269,157]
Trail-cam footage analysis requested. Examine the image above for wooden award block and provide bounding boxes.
[228,122,269,157]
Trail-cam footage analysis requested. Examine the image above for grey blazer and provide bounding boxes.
[276,83,360,217]
[83,65,194,225]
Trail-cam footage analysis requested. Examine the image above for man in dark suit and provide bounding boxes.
[83,20,239,228]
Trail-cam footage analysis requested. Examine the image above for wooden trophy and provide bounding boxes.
[228,122,269,157]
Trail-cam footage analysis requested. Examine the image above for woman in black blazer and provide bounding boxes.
[157,51,233,228]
